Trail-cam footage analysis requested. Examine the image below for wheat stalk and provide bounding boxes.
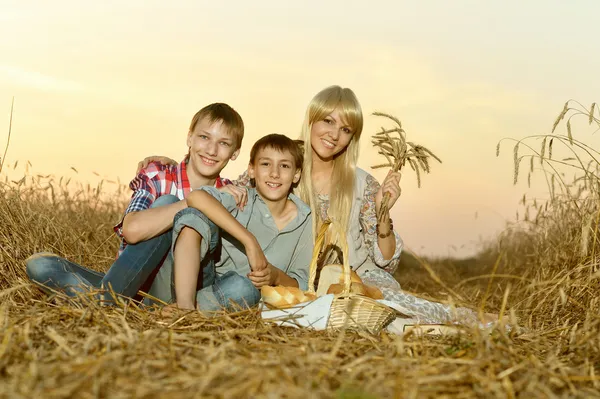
[370,112,441,222]
[0,97,15,175]
[552,101,569,133]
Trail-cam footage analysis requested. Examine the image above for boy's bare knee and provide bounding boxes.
[179,226,202,241]
[173,227,203,253]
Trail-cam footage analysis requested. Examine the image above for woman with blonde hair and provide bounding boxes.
[294,85,402,276]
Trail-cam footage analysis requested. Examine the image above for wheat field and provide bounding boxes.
[0,101,599,398]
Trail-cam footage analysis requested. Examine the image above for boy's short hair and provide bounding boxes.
[249,134,304,170]
[189,103,244,150]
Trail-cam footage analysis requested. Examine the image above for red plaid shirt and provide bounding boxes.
[113,158,231,257]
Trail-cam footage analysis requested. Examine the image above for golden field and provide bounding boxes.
[0,101,599,398]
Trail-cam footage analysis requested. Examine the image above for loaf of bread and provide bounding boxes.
[318,264,384,299]
[316,264,362,296]
[327,282,367,296]
[365,285,384,300]
[326,282,384,300]
[261,286,317,309]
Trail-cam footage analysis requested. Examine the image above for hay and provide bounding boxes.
[1,102,600,397]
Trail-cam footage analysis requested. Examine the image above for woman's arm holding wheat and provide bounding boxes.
[361,175,403,274]
[375,170,402,257]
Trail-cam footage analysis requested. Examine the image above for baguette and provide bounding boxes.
[261,286,317,309]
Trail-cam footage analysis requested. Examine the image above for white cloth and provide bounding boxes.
[260,295,335,330]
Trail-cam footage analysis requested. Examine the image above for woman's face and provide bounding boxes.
[310,107,354,162]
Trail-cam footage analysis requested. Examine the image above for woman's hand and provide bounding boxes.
[375,170,402,215]
[219,185,249,210]
[136,156,178,174]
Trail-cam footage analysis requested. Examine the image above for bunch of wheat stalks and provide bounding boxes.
[371,112,442,222]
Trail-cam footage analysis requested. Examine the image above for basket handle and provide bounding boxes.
[307,219,351,295]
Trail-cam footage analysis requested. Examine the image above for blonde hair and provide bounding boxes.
[296,85,363,248]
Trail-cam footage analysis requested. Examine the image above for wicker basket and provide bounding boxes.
[308,220,397,335]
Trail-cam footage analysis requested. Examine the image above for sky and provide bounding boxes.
[1,0,599,257]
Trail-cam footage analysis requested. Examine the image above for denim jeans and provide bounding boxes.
[26,194,180,300]
[26,197,261,311]
[146,207,261,311]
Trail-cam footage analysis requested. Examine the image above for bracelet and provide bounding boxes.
[376,218,394,239]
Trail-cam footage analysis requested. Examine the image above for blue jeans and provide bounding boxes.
[26,194,180,301]
[146,207,261,312]
[26,197,261,311]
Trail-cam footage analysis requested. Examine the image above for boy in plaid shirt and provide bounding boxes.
[26,103,244,302]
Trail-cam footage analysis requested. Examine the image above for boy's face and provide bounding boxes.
[248,147,301,203]
[187,118,240,179]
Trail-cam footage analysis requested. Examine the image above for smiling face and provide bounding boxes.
[186,117,240,180]
[248,146,301,203]
[310,107,355,162]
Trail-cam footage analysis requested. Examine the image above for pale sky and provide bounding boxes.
[1,1,599,257]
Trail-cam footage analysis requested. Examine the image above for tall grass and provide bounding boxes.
[492,100,600,328]
[0,169,129,295]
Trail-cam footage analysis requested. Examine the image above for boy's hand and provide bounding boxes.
[245,239,269,272]
[248,264,277,288]
[244,239,277,287]
[136,156,178,174]
[218,185,248,210]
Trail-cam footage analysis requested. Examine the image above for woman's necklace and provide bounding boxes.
[315,182,328,196]
[314,170,332,196]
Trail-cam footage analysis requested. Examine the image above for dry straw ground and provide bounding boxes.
[1,101,600,398]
